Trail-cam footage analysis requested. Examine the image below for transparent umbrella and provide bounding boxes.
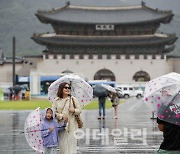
[144,72,180,125]
[24,107,44,153]
[48,74,93,107]
[24,107,66,153]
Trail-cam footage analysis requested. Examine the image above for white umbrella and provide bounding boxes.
[144,72,180,125]
[144,72,180,99]
[24,107,44,153]
[101,84,116,93]
[48,74,93,107]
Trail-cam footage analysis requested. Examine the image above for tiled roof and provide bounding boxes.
[23,55,43,58]
[36,3,173,24]
[3,57,24,63]
[32,33,177,47]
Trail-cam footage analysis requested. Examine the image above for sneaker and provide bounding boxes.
[102,116,105,119]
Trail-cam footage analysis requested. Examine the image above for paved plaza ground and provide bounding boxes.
[0,98,162,154]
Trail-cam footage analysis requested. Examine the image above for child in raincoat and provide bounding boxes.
[41,108,66,154]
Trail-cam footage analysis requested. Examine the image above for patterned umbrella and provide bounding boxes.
[144,72,180,125]
[48,74,93,107]
[24,107,44,153]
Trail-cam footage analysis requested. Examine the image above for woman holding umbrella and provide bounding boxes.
[23,75,92,153]
[143,72,180,153]
[52,82,82,154]
[109,91,119,119]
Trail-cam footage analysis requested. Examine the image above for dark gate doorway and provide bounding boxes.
[94,69,115,81]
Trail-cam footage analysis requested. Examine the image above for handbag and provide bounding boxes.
[72,98,83,128]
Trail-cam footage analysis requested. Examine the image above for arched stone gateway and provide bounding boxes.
[133,71,150,82]
[94,69,115,81]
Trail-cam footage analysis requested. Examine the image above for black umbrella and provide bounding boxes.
[93,84,108,97]
[13,85,23,94]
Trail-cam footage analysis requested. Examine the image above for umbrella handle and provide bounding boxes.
[20,126,66,134]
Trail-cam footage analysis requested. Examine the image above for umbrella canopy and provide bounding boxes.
[144,72,180,99]
[24,107,44,153]
[48,74,93,107]
[144,72,180,126]
[93,84,108,97]
[101,84,116,93]
[13,85,23,93]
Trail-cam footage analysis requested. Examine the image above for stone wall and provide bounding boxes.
[0,63,23,83]
[36,54,173,82]
[1,54,179,95]
[172,57,180,73]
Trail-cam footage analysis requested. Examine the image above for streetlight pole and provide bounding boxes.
[12,36,16,87]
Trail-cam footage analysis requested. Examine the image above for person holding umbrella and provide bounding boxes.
[93,84,108,120]
[52,82,82,154]
[109,91,119,119]
[13,85,22,100]
[156,90,180,153]
[157,117,180,153]
[143,72,180,153]
[48,74,93,153]
[97,95,107,120]
[41,108,66,154]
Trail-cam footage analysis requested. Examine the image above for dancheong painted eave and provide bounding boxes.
[31,33,177,47]
[35,2,173,25]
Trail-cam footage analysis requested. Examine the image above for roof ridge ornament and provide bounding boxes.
[66,1,70,6]
[141,1,146,6]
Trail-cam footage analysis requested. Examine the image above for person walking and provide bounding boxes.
[157,117,180,153]
[109,92,119,119]
[52,82,82,154]
[97,96,106,119]
[41,108,66,154]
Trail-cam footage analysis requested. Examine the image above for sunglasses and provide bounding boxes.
[63,86,71,90]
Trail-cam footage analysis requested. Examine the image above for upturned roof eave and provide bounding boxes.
[35,3,173,25]
[31,34,177,47]
[35,13,173,25]
[36,3,173,15]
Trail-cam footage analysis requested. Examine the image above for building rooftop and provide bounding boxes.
[0,56,24,65]
[36,3,173,25]
[23,55,43,58]
[32,33,177,47]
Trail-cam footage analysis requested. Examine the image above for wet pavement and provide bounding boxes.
[0,98,162,154]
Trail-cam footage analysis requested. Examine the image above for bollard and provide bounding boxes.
[150,111,156,119]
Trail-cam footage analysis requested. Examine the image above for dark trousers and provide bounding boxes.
[98,97,106,116]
